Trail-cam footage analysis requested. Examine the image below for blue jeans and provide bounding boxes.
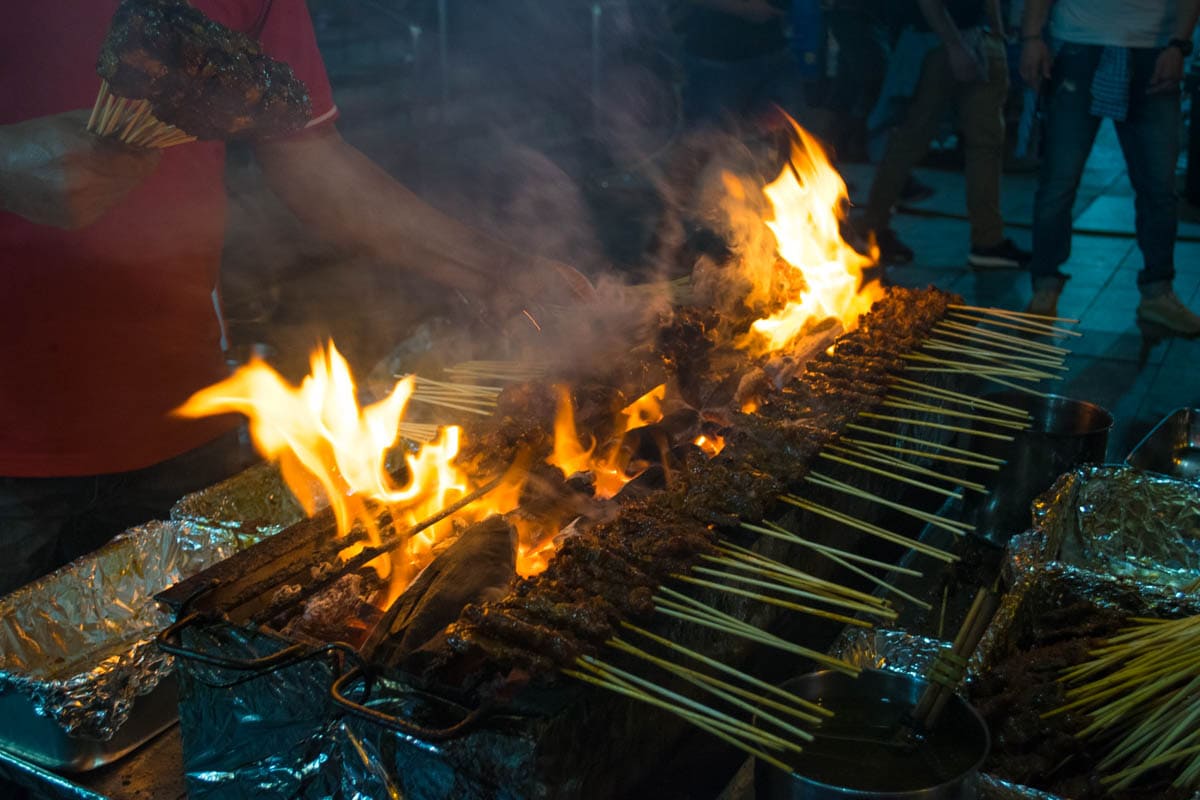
[682,49,806,127]
[1030,44,1180,293]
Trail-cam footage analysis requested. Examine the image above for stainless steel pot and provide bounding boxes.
[959,392,1113,547]
[755,669,989,800]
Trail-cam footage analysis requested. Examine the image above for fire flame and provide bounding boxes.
[547,383,665,499]
[735,116,883,354]
[694,434,725,457]
[176,343,479,597]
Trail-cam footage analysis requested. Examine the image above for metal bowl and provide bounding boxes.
[1126,408,1200,483]
[756,669,989,800]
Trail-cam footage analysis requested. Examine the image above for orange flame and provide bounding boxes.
[734,116,883,355]
[546,383,665,499]
[176,342,480,598]
[694,434,725,457]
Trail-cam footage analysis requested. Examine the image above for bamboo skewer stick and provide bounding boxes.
[621,622,832,719]
[948,310,1082,338]
[923,340,1068,371]
[856,412,1016,442]
[694,559,897,612]
[86,81,108,131]
[936,320,1070,355]
[564,664,794,772]
[406,395,494,416]
[723,534,920,595]
[890,379,1033,418]
[722,536,932,609]
[778,495,959,562]
[804,471,976,531]
[826,443,989,493]
[606,638,818,742]
[904,352,1060,382]
[925,327,1068,364]
[902,368,1053,398]
[816,452,964,499]
[656,588,861,675]
[948,303,1080,324]
[838,437,1001,471]
[844,422,1007,462]
[879,398,1031,430]
[677,569,892,625]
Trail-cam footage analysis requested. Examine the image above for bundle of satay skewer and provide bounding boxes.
[1045,614,1200,792]
[370,299,1084,771]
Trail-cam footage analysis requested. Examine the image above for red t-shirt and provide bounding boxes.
[0,0,336,476]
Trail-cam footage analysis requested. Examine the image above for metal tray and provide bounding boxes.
[1126,407,1200,482]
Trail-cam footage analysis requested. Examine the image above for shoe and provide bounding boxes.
[1136,291,1200,335]
[969,238,1031,270]
[871,227,914,265]
[899,176,936,204]
[1025,286,1061,318]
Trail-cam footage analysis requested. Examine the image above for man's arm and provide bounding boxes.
[0,110,159,229]
[1018,0,1055,90]
[255,126,592,320]
[916,0,982,82]
[1150,0,1200,92]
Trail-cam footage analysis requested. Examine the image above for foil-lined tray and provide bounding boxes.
[1010,464,1200,591]
[0,476,281,772]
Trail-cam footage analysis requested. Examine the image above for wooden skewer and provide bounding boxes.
[565,665,794,771]
[621,622,833,719]
[924,338,1068,370]
[844,422,1007,462]
[118,100,151,142]
[579,656,802,754]
[904,352,1060,381]
[816,452,964,499]
[857,412,1016,442]
[607,638,818,742]
[779,495,959,562]
[678,570,890,625]
[880,398,1031,430]
[722,535,919,594]
[838,436,1001,471]
[697,554,900,609]
[827,443,989,493]
[924,331,1066,366]
[86,81,109,132]
[407,396,493,416]
[721,537,932,610]
[936,320,1070,355]
[804,470,977,531]
[948,303,1080,324]
[948,310,1082,338]
[891,379,1033,418]
[655,589,860,675]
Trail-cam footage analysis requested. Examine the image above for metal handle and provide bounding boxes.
[157,611,314,672]
[330,666,489,742]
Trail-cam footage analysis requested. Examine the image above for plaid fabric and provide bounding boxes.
[1089,45,1131,121]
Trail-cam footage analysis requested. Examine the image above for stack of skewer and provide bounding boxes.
[86,79,196,148]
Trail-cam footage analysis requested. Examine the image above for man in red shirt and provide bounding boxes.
[0,1,591,593]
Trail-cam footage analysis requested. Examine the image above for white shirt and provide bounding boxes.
[1050,0,1176,48]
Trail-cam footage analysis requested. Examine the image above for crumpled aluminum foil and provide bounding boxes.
[1011,465,1200,591]
[829,627,949,681]
[0,519,271,742]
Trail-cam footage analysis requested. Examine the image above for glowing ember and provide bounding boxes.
[546,383,666,499]
[176,342,479,597]
[734,115,883,355]
[694,434,725,457]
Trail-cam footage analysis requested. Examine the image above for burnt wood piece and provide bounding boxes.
[98,0,311,139]
[367,516,517,667]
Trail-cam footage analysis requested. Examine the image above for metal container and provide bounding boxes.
[756,669,989,800]
[1126,407,1200,482]
[959,393,1112,547]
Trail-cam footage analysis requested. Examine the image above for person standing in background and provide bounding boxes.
[673,0,805,126]
[856,0,1030,270]
[1021,0,1200,333]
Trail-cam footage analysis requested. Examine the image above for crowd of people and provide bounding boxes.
[670,0,1200,333]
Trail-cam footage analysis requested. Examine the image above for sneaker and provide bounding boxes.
[872,227,915,266]
[969,238,1032,270]
[1136,291,1200,335]
[899,176,936,204]
[1025,286,1061,318]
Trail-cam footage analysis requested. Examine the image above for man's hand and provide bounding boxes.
[1020,38,1054,91]
[0,110,160,229]
[1149,46,1186,93]
[948,41,984,83]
